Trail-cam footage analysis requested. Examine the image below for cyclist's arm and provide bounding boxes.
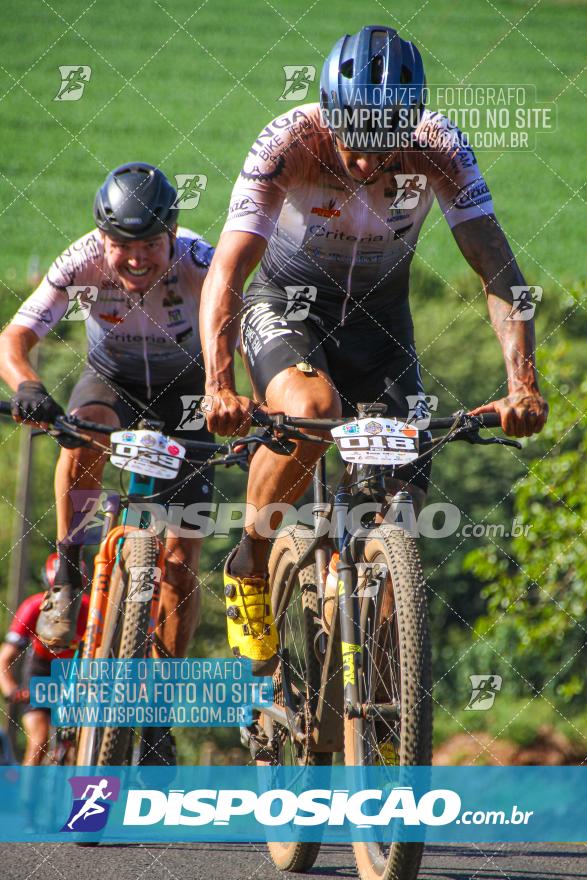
[201,230,266,393]
[451,215,547,436]
[0,275,68,390]
[0,642,22,698]
[0,325,43,390]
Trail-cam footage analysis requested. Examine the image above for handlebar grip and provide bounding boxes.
[472,412,501,428]
[0,401,13,416]
[250,408,271,427]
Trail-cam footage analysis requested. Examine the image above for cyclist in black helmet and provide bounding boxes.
[0,164,217,698]
[200,26,548,674]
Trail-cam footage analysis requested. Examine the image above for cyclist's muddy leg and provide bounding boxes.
[155,534,202,658]
[230,367,341,578]
[39,404,120,647]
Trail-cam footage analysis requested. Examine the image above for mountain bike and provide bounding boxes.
[0,401,248,769]
[238,403,520,880]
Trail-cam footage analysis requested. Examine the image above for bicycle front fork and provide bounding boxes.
[337,548,362,718]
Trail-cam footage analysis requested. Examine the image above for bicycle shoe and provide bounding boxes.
[224,548,279,676]
[138,727,177,766]
[36,583,83,649]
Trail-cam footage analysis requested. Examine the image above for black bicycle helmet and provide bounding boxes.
[93,162,178,240]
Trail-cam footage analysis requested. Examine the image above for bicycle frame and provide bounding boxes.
[80,470,165,663]
[261,450,406,754]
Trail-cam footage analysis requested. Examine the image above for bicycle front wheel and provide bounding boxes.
[259,525,332,873]
[76,532,159,767]
[344,528,432,880]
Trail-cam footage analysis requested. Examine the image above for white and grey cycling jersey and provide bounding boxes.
[11,227,214,389]
[223,104,494,323]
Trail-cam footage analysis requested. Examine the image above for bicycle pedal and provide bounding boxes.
[240,723,274,762]
[249,739,276,762]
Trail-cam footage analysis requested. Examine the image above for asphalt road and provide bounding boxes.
[3,842,587,880]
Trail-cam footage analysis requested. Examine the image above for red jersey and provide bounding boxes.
[5,592,89,661]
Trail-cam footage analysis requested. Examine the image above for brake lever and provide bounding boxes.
[51,417,92,449]
[456,428,522,450]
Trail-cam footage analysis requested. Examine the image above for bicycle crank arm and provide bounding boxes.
[253,702,306,744]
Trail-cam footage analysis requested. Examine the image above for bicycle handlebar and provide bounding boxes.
[251,409,502,432]
[0,400,228,459]
[0,398,507,463]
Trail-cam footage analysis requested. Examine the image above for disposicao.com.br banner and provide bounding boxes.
[1,766,584,843]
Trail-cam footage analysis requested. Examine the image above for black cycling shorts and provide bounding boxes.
[21,650,51,716]
[68,365,215,512]
[241,285,431,492]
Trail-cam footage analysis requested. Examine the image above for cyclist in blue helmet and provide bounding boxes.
[320,26,426,154]
[200,26,548,674]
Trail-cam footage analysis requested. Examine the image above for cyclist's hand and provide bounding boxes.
[469,390,548,438]
[8,687,30,704]
[204,388,259,437]
[10,381,64,430]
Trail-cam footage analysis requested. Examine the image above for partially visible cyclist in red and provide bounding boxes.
[0,553,89,765]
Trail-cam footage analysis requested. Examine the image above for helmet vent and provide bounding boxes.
[371,54,385,84]
[400,65,412,84]
[340,59,354,79]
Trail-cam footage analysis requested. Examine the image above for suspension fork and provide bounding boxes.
[312,458,330,653]
[335,484,362,718]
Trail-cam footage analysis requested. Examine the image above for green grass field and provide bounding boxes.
[1,0,585,300]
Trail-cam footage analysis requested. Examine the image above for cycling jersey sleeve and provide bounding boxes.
[10,232,103,339]
[222,107,315,242]
[10,277,69,340]
[414,113,494,229]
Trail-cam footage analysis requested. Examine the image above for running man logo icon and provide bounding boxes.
[64,490,120,545]
[128,566,161,603]
[61,776,120,832]
[279,65,316,101]
[173,174,208,209]
[177,395,210,431]
[54,66,92,101]
[391,174,427,210]
[465,675,503,711]
[506,286,543,321]
[64,286,98,321]
[282,285,317,322]
[405,393,439,430]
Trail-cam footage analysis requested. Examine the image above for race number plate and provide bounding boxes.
[331,418,419,466]
[110,430,186,480]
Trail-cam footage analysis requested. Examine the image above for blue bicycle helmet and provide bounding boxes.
[320,26,426,151]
